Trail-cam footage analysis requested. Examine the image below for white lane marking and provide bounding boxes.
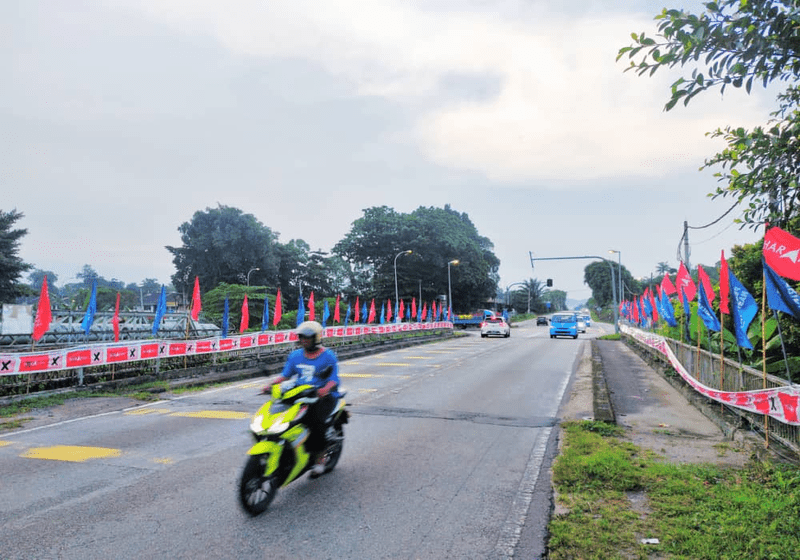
[493,427,551,559]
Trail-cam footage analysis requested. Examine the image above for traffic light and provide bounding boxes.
[546,278,553,287]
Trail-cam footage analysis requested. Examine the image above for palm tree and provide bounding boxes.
[656,261,673,275]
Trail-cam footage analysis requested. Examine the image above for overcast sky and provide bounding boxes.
[5,0,768,302]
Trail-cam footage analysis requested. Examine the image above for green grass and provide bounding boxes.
[549,421,800,559]
[598,333,621,341]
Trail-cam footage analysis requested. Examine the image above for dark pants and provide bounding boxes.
[306,394,336,454]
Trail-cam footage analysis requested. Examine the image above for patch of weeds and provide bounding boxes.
[171,381,230,394]
[0,417,32,430]
[549,422,800,560]
[0,393,104,418]
[598,333,621,341]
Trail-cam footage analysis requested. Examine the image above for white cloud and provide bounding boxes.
[124,0,771,185]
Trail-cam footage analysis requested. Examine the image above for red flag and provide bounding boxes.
[190,276,202,321]
[719,250,730,314]
[334,294,341,323]
[431,300,436,320]
[386,298,392,322]
[421,302,427,321]
[647,288,658,322]
[368,299,376,323]
[660,275,677,296]
[272,289,282,327]
[32,276,52,342]
[112,292,121,342]
[697,265,715,302]
[399,299,405,321]
[354,296,360,322]
[411,297,417,320]
[632,296,639,323]
[308,291,315,321]
[676,262,697,301]
[763,226,800,280]
[240,294,250,333]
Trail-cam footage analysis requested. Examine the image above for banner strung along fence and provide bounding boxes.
[0,322,452,376]
[622,324,800,454]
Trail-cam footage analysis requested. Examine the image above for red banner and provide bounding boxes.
[763,226,800,280]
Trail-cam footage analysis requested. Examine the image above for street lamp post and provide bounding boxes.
[394,250,412,322]
[447,259,459,321]
[247,267,260,286]
[608,249,622,301]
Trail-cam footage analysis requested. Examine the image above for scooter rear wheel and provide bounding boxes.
[239,455,277,516]
[322,426,344,473]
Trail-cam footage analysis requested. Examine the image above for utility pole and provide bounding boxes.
[683,220,691,271]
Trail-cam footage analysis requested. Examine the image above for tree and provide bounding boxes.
[333,205,500,312]
[618,1,800,229]
[656,261,674,275]
[167,205,281,295]
[28,270,58,294]
[584,261,620,307]
[0,209,32,303]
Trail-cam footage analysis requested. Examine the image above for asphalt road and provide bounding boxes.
[0,320,602,559]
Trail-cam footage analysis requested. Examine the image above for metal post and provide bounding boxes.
[394,250,412,323]
[447,259,459,320]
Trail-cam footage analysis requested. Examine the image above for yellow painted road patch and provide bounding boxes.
[0,441,11,447]
[125,408,171,416]
[22,445,121,462]
[170,410,249,420]
[340,373,410,379]
[403,356,431,359]
[376,362,412,367]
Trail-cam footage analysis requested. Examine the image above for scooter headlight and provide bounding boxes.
[267,418,290,434]
[250,414,265,433]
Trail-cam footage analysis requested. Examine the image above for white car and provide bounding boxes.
[577,317,587,333]
[480,317,510,338]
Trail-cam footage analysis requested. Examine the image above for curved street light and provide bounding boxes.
[246,267,260,286]
[447,259,459,321]
[608,249,622,304]
[394,250,412,322]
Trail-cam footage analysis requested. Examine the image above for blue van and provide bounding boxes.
[550,313,578,339]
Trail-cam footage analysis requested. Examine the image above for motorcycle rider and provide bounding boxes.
[263,320,341,476]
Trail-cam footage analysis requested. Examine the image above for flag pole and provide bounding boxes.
[696,313,701,379]
[761,273,769,449]
[772,310,792,383]
[719,306,725,413]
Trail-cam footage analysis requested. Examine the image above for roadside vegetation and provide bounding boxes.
[548,421,800,559]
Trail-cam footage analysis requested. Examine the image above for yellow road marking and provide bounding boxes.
[239,382,263,389]
[21,445,121,462]
[424,351,454,354]
[358,388,377,393]
[376,362,412,367]
[0,441,11,448]
[125,408,171,416]
[153,457,174,465]
[403,356,431,359]
[340,373,375,378]
[170,410,249,420]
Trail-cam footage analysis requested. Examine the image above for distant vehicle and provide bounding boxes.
[582,314,591,327]
[536,316,548,326]
[577,316,587,333]
[480,317,510,338]
[550,313,578,339]
[453,309,495,329]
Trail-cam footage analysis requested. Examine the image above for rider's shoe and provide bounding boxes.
[309,454,327,478]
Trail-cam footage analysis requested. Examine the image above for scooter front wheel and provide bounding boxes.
[239,455,277,516]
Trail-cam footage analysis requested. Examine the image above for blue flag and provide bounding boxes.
[380,302,385,324]
[764,259,800,320]
[729,270,758,350]
[660,290,678,327]
[697,283,720,331]
[152,285,167,335]
[345,303,351,326]
[502,309,509,323]
[405,306,411,320]
[394,301,399,323]
[322,300,330,327]
[680,286,691,320]
[222,295,230,338]
[297,292,305,327]
[261,294,269,331]
[81,279,97,335]
[361,302,367,323]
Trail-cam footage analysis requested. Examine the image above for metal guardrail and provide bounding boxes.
[0,328,455,399]
[624,332,800,458]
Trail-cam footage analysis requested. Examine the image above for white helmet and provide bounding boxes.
[296,320,323,345]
